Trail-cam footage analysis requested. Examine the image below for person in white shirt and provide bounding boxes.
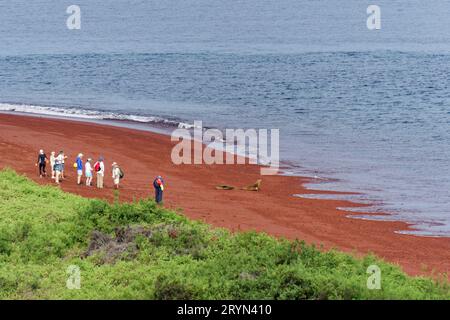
[50,151,56,180]
[111,162,122,189]
[54,151,67,185]
[85,158,93,186]
[60,151,66,180]
[95,157,105,189]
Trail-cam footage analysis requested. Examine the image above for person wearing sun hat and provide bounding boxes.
[111,162,122,189]
[95,156,105,188]
[50,151,56,180]
[54,150,67,185]
[85,158,93,186]
[75,153,84,185]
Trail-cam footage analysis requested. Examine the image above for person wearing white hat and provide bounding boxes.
[50,151,56,180]
[75,153,84,185]
[94,157,105,188]
[111,162,122,189]
[85,158,93,186]
[54,150,67,185]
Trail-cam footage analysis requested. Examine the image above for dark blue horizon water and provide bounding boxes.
[1,1,450,236]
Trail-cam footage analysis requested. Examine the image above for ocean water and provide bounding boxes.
[1,1,450,236]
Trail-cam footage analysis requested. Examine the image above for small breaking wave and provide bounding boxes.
[0,102,197,129]
[0,102,275,166]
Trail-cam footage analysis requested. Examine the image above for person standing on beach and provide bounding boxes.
[85,158,93,186]
[75,153,84,185]
[50,151,56,180]
[153,176,164,204]
[36,149,48,178]
[95,157,105,188]
[54,151,65,184]
[60,151,67,180]
[111,162,122,189]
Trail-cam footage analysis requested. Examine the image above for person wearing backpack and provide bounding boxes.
[111,162,123,189]
[94,157,105,189]
[153,175,164,204]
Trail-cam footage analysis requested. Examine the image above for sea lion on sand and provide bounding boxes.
[215,185,235,190]
[215,179,262,191]
[242,179,262,191]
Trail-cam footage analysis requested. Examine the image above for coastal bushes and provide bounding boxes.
[0,168,448,299]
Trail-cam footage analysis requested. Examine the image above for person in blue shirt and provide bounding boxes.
[76,153,84,185]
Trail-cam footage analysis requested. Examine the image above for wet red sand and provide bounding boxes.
[0,113,449,277]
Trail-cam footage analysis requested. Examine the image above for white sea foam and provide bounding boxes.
[0,102,181,127]
[0,102,265,164]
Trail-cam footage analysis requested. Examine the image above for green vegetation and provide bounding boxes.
[0,168,448,299]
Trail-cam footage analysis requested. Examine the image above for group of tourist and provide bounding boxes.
[36,149,123,189]
[36,149,165,203]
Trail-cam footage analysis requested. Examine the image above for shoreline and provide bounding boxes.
[0,112,449,277]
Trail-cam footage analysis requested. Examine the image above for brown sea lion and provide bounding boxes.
[242,179,262,191]
[215,185,235,190]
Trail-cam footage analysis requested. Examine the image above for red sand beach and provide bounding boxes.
[0,113,449,277]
